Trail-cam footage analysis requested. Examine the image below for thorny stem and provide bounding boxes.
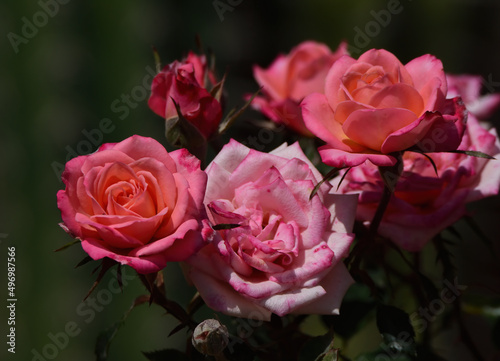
[347,153,403,273]
[138,273,196,330]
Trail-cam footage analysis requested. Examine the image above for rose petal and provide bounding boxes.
[405,54,447,107]
[253,55,289,101]
[81,237,168,274]
[292,262,354,315]
[258,285,327,316]
[343,108,418,151]
[324,55,358,109]
[369,83,425,116]
[301,93,367,152]
[318,146,397,168]
[358,49,413,85]
[189,266,272,321]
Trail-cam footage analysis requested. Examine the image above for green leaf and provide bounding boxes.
[336,167,352,191]
[212,223,241,230]
[375,305,417,360]
[54,238,80,252]
[309,167,339,200]
[75,255,93,268]
[376,305,415,338]
[407,150,438,176]
[446,150,495,159]
[142,349,188,361]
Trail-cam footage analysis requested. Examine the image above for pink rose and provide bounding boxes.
[186,140,357,320]
[251,41,349,136]
[148,52,222,140]
[446,74,500,119]
[57,135,207,274]
[302,49,467,168]
[336,115,500,251]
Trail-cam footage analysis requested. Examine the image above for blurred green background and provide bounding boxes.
[1,0,500,360]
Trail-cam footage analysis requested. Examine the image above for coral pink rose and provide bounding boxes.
[446,74,500,119]
[186,140,357,320]
[302,49,467,168]
[336,115,500,251]
[148,52,222,140]
[57,135,207,274]
[251,41,349,136]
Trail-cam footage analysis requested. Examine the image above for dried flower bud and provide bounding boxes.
[192,319,229,356]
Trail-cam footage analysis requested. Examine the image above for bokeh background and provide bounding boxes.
[1,0,500,360]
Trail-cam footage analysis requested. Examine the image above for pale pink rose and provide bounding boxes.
[57,135,207,274]
[446,74,500,119]
[148,52,222,140]
[251,41,349,136]
[302,49,467,168]
[186,140,357,320]
[336,115,500,251]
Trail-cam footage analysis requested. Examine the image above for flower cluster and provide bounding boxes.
[56,41,500,360]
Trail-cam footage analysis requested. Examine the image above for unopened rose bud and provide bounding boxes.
[192,319,229,357]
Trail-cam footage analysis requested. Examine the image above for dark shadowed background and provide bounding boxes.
[1,0,500,360]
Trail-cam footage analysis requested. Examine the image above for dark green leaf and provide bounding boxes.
[421,153,438,176]
[299,329,337,361]
[336,167,352,191]
[142,348,188,361]
[54,239,80,252]
[75,255,93,268]
[446,150,495,159]
[407,150,438,176]
[376,305,415,338]
[323,282,377,338]
[212,223,241,230]
[376,305,417,360]
[310,167,339,200]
